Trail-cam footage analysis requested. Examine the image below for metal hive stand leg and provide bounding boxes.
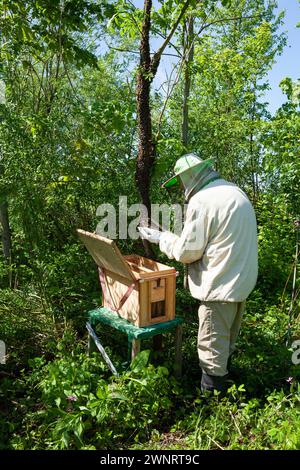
[86,322,119,377]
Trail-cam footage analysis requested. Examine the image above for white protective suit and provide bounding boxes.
[159,178,258,303]
[157,159,258,380]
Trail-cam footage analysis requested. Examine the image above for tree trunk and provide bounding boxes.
[182,16,194,289]
[0,160,11,266]
[136,0,155,258]
[182,16,194,149]
[135,0,191,258]
[0,200,11,263]
[250,97,258,202]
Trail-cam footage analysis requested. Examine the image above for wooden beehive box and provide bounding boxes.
[77,229,176,327]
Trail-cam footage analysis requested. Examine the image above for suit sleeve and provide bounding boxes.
[159,203,209,264]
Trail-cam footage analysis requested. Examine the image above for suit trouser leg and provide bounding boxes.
[229,301,246,357]
[198,301,246,377]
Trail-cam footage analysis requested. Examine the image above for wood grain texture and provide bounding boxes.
[77,229,135,280]
[78,229,176,327]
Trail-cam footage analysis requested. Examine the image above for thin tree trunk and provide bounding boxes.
[250,97,258,202]
[0,200,11,263]
[0,159,12,267]
[0,195,12,288]
[249,129,257,200]
[182,16,194,149]
[182,16,194,289]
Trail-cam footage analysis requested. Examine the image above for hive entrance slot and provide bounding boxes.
[151,300,165,319]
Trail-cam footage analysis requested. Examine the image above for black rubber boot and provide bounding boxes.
[227,354,232,373]
[201,372,230,397]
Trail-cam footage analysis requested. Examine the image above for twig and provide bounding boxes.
[229,410,242,437]
[106,44,180,58]
[210,437,225,450]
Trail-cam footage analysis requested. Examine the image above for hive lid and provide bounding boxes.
[77,229,136,281]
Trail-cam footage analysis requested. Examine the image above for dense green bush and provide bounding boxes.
[0,288,56,371]
[0,0,299,453]
[6,346,180,450]
[1,289,299,451]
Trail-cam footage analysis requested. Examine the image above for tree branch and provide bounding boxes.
[195,14,263,37]
[150,0,192,76]
[151,27,183,58]
[156,59,184,140]
[106,44,180,58]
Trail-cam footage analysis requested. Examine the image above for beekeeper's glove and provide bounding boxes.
[138,227,161,244]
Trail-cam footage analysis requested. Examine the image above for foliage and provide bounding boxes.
[0,0,300,453]
[262,78,300,219]
[0,288,56,371]
[4,345,180,450]
[164,0,286,198]
[1,295,300,450]
[184,385,300,450]
[256,193,295,294]
[0,0,114,67]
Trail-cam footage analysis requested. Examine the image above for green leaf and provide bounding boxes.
[55,397,61,408]
[130,349,150,373]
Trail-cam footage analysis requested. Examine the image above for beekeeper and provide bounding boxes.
[139,153,258,394]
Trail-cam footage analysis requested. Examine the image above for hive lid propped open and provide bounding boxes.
[77,229,136,281]
[77,229,177,327]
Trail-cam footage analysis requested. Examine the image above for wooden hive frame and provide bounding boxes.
[77,229,176,327]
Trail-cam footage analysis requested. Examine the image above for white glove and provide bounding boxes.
[138,227,161,244]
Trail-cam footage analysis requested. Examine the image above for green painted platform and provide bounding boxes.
[88,306,183,340]
[87,307,183,377]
